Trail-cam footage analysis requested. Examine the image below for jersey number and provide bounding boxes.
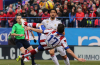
[48,35,58,46]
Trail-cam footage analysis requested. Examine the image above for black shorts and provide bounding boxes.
[15,39,30,49]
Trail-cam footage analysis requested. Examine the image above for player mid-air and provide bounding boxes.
[23,9,70,65]
[16,23,86,63]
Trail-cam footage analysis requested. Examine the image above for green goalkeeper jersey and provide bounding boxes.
[11,23,25,39]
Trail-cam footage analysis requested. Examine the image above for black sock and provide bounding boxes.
[31,55,36,65]
[21,53,24,65]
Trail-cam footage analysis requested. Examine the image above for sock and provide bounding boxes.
[22,49,37,59]
[25,49,29,60]
[21,54,24,65]
[64,57,70,65]
[51,55,59,65]
[31,55,36,65]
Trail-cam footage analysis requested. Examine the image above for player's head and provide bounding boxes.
[50,9,57,19]
[57,24,65,35]
[16,15,22,24]
[23,18,27,22]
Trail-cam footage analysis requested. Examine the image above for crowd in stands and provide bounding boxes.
[0,0,100,27]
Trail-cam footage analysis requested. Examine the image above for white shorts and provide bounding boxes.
[48,46,66,56]
[56,46,66,56]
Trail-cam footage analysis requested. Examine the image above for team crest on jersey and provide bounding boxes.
[54,24,56,26]
[46,21,49,23]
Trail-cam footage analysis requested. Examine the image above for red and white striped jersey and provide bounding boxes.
[40,29,69,50]
[25,26,32,40]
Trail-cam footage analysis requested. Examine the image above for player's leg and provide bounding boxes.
[16,45,44,61]
[15,39,25,65]
[48,49,60,65]
[22,39,37,65]
[56,46,70,65]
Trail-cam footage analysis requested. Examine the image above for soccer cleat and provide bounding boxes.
[16,56,21,62]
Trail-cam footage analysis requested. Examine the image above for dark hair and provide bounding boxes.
[23,17,27,21]
[57,24,65,33]
[16,15,22,19]
[50,9,57,13]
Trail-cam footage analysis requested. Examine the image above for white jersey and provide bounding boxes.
[42,18,61,30]
[40,29,69,50]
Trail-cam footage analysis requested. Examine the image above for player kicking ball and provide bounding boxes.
[16,24,86,63]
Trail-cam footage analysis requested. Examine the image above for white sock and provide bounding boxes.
[64,57,70,65]
[24,53,31,58]
[51,55,59,65]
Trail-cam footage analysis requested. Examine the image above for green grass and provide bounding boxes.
[0,60,100,65]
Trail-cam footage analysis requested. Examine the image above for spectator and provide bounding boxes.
[84,10,90,27]
[16,9,22,16]
[25,1,30,8]
[32,0,40,9]
[82,5,88,14]
[34,5,39,14]
[69,9,76,27]
[81,1,88,8]
[38,9,43,17]
[67,1,72,10]
[56,8,60,13]
[62,0,66,5]
[0,11,7,27]
[94,14,100,27]
[15,5,22,15]
[7,9,15,27]
[21,9,28,17]
[23,4,30,13]
[29,10,37,22]
[88,0,93,10]
[64,4,67,10]
[55,1,61,8]
[96,0,99,8]
[62,9,69,27]
[29,0,34,6]
[74,1,80,8]
[39,0,45,8]
[89,5,97,27]
[30,6,34,12]
[37,9,43,23]
[7,4,14,12]
[76,9,84,27]
[16,1,21,8]
[41,9,50,21]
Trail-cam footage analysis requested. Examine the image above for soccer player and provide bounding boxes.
[11,15,38,65]
[16,24,86,63]
[23,9,70,65]
[23,18,37,62]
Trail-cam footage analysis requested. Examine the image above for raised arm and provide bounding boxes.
[25,27,43,33]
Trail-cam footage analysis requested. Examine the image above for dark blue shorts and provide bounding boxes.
[15,39,30,49]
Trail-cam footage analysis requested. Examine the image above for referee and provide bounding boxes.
[11,15,38,65]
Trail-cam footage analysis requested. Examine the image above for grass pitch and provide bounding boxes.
[0,60,100,65]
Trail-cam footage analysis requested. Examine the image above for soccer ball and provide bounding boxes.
[45,1,54,10]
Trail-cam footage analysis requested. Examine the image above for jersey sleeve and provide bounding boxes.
[42,29,53,34]
[24,22,37,28]
[11,25,16,34]
[61,38,69,50]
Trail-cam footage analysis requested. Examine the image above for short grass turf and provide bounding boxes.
[0,60,100,65]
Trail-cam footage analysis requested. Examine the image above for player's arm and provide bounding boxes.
[25,27,43,33]
[31,31,35,38]
[61,39,86,62]
[11,25,24,37]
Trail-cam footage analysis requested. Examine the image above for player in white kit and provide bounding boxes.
[22,9,70,65]
[41,9,68,65]
[16,24,86,63]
